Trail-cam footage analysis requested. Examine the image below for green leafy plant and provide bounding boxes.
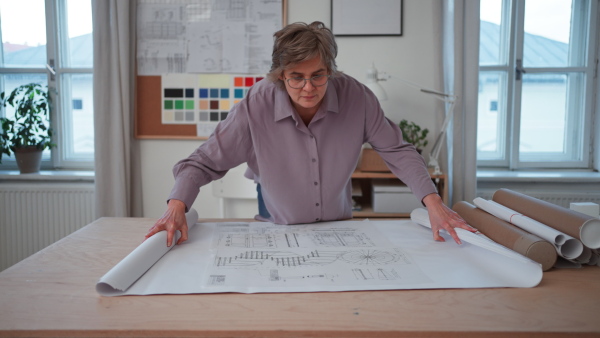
[0,83,55,163]
[398,119,429,151]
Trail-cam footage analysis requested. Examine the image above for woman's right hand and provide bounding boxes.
[145,199,188,247]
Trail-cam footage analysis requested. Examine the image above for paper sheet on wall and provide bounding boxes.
[137,0,282,75]
[96,209,542,296]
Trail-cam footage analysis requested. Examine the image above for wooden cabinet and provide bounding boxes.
[351,168,447,218]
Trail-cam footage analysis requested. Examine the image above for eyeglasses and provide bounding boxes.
[285,74,330,89]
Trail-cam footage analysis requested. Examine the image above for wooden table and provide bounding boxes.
[1,217,599,337]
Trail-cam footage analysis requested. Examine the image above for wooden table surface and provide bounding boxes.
[1,217,599,337]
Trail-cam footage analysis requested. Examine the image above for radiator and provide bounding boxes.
[0,183,94,272]
[477,189,600,209]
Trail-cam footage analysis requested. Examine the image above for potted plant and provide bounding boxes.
[398,119,429,153]
[0,83,55,173]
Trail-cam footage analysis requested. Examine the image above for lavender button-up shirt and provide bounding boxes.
[168,73,437,224]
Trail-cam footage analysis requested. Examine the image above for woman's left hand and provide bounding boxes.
[422,193,477,245]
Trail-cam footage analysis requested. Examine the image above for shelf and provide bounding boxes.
[351,168,447,218]
[351,167,446,180]
[352,206,410,218]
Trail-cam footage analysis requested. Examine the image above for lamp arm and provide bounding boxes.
[385,74,430,93]
[428,99,456,175]
[384,74,454,100]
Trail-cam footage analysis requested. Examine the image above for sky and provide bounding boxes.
[0,0,92,46]
[480,0,573,43]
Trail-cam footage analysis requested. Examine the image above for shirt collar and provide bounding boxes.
[274,86,293,122]
[324,80,339,114]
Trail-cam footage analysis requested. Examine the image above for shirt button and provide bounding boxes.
[316,203,320,206]
[310,135,314,138]
[314,182,318,185]
[316,218,320,221]
[312,158,316,162]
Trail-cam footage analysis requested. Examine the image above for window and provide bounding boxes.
[477,0,598,169]
[0,0,94,170]
[73,99,83,110]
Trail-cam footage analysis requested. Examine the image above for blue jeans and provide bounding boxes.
[257,183,271,218]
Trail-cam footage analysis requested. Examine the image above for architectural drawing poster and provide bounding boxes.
[97,216,543,296]
[136,0,282,75]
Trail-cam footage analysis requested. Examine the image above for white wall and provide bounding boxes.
[139,0,443,219]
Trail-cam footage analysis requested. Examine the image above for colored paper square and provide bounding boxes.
[220,112,228,120]
[175,100,184,109]
[199,112,209,121]
[245,77,254,86]
[210,100,219,109]
[164,88,184,98]
[198,74,230,87]
[210,112,220,121]
[210,88,219,98]
[185,111,195,121]
[199,100,209,110]
[185,100,194,110]
[162,74,197,88]
[220,88,230,98]
[185,88,194,98]
[220,100,230,110]
[234,77,244,87]
[164,100,173,109]
[174,111,184,121]
[163,111,174,122]
[256,77,264,83]
[234,88,244,99]
[199,88,209,98]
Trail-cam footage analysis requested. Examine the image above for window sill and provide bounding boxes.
[477,170,600,183]
[0,170,95,183]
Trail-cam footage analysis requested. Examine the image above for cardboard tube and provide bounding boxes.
[453,201,557,271]
[472,198,583,260]
[492,189,600,249]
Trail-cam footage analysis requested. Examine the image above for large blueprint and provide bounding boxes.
[96,209,542,296]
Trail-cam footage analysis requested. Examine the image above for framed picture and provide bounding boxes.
[331,0,402,36]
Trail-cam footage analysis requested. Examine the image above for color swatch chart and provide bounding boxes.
[161,73,264,125]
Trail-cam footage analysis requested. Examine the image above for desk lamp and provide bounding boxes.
[365,63,456,176]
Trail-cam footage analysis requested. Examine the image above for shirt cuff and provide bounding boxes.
[167,176,201,212]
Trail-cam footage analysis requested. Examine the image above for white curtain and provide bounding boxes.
[441,0,480,206]
[92,0,142,218]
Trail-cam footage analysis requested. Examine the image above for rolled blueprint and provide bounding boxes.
[410,208,539,265]
[96,208,199,296]
[492,188,600,249]
[473,198,583,260]
[453,201,557,271]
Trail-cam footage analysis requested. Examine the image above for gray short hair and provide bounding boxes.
[267,21,339,88]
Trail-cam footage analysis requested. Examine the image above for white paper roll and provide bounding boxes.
[96,208,199,296]
[473,198,583,260]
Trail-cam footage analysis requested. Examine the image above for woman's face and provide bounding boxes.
[279,56,329,119]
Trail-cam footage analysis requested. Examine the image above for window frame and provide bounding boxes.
[0,0,94,171]
[477,0,598,170]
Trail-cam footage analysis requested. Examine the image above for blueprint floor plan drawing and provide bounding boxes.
[206,222,433,289]
[96,209,543,296]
